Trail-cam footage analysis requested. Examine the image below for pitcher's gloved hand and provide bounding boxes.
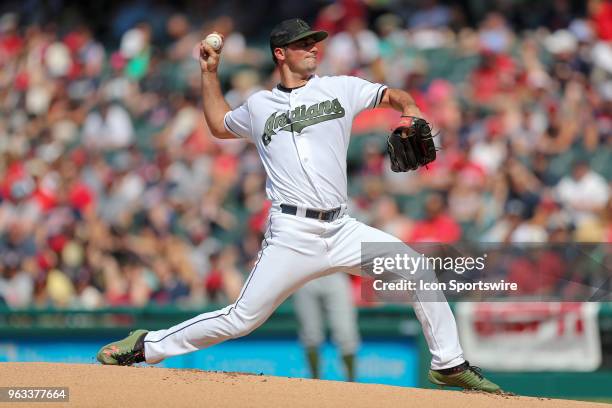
[386,116,436,172]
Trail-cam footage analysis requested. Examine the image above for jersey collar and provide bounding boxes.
[276,75,317,93]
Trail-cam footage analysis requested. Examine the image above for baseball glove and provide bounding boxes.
[387,116,436,172]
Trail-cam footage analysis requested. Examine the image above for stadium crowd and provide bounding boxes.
[0,0,610,308]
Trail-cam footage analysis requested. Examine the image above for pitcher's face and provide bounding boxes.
[279,37,319,75]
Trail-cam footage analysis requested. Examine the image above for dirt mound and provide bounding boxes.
[0,363,604,407]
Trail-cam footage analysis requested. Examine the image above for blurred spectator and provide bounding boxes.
[408,0,451,29]
[0,254,33,308]
[205,246,243,304]
[482,200,525,243]
[322,16,380,75]
[589,0,612,40]
[371,195,412,239]
[478,12,514,54]
[469,116,508,175]
[82,100,134,150]
[225,69,263,108]
[406,193,461,243]
[555,160,609,224]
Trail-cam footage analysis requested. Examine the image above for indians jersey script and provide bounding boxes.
[224,75,387,209]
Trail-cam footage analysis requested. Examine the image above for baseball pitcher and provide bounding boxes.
[97,18,500,393]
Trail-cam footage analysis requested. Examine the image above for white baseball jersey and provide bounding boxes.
[223,75,387,209]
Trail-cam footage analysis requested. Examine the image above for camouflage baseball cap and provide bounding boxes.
[269,18,328,49]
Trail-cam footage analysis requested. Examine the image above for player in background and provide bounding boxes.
[294,274,360,381]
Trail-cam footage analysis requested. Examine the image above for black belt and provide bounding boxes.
[280,204,342,222]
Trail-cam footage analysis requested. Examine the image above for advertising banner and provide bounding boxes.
[457,302,601,371]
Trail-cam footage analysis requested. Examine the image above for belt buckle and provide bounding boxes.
[318,211,325,221]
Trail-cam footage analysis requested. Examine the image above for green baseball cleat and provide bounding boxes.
[97,329,148,366]
[428,361,501,393]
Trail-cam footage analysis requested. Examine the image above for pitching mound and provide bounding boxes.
[0,363,605,407]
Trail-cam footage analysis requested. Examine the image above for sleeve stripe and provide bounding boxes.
[224,114,243,138]
[371,86,382,109]
[373,85,387,108]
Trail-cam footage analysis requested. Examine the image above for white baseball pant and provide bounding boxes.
[144,207,465,370]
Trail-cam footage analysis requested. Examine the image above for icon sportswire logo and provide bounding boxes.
[262,98,345,145]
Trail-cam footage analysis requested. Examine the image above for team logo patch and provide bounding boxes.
[262,98,345,145]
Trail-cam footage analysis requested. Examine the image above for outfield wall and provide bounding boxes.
[1,304,611,398]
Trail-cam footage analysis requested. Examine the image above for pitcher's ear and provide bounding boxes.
[274,47,286,62]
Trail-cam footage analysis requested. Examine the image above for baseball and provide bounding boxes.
[205,33,223,51]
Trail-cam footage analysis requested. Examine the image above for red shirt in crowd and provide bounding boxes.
[406,214,462,243]
[592,1,612,41]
